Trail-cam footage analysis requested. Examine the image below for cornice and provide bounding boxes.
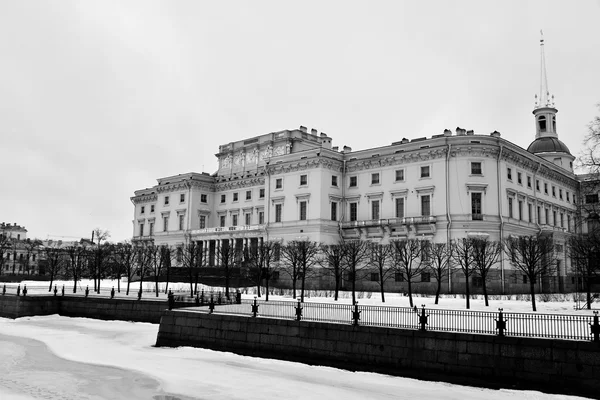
[131,194,158,204]
[267,158,343,175]
[215,177,266,191]
[346,148,448,172]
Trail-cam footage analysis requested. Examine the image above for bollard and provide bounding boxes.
[295,300,303,321]
[209,296,215,314]
[195,293,200,306]
[22,285,27,296]
[352,302,361,326]
[137,289,142,301]
[495,308,507,337]
[17,284,21,296]
[591,311,600,343]
[85,286,89,298]
[236,290,242,305]
[54,285,57,296]
[2,284,5,295]
[61,285,65,296]
[110,287,115,299]
[168,290,174,310]
[419,305,428,332]
[251,297,259,317]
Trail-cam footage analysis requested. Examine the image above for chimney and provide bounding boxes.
[401,138,409,144]
[320,132,327,137]
[443,129,452,136]
[456,127,466,136]
[311,128,318,135]
[490,131,501,137]
[299,126,307,133]
[332,146,339,152]
[342,145,352,153]
[466,130,474,135]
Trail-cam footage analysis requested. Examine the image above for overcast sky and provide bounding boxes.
[1,1,599,242]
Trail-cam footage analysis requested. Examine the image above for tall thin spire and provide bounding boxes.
[535,30,554,109]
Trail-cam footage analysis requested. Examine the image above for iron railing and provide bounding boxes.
[206,299,599,342]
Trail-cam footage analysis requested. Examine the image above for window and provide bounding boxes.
[149,222,154,236]
[331,202,337,221]
[180,193,185,203]
[232,214,238,226]
[395,169,405,181]
[150,205,155,213]
[199,215,206,229]
[552,186,556,197]
[179,214,185,230]
[176,247,182,263]
[163,216,169,232]
[420,166,430,178]
[517,172,522,185]
[258,211,265,225]
[586,194,599,204]
[300,174,308,186]
[538,115,546,132]
[371,173,380,184]
[259,188,265,198]
[507,168,512,180]
[471,193,482,220]
[559,189,563,200]
[275,178,283,189]
[395,272,405,282]
[141,206,145,214]
[139,223,144,236]
[544,183,548,195]
[370,273,380,282]
[221,194,226,203]
[567,215,571,232]
[164,196,170,206]
[246,190,252,200]
[537,206,541,224]
[552,211,557,227]
[299,201,307,221]
[471,162,482,175]
[566,192,570,202]
[527,176,532,188]
[508,197,513,218]
[233,192,239,202]
[560,213,564,228]
[275,204,282,223]
[518,200,523,221]
[421,272,431,282]
[350,202,358,222]
[349,176,357,187]
[545,209,549,225]
[220,215,226,227]
[201,194,207,203]
[371,200,380,220]
[536,180,540,191]
[421,195,431,217]
[395,198,405,218]
[528,204,532,223]
[245,213,251,226]
[332,176,338,187]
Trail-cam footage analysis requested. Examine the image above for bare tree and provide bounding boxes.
[280,241,301,299]
[43,245,65,291]
[368,243,394,303]
[181,241,203,297]
[425,242,452,305]
[577,104,600,174]
[472,238,502,307]
[148,244,170,297]
[0,234,12,274]
[64,244,89,293]
[341,239,370,305]
[23,239,41,275]
[451,238,477,309]
[390,239,424,308]
[505,234,557,311]
[114,242,136,295]
[215,240,240,300]
[135,244,153,298]
[244,240,278,300]
[91,228,111,291]
[319,243,346,301]
[568,233,600,309]
[90,242,112,294]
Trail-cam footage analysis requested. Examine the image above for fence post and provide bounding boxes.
[352,302,361,326]
[17,284,21,296]
[495,308,507,337]
[295,300,303,321]
[200,290,205,306]
[209,295,215,314]
[54,285,58,296]
[252,297,259,317]
[2,284,5,295]
[110,287,115,299]
[85,286,89,298]
[168,290,174,310]
[61,285,65,296]
[22,285,27,296]
[236,290,241,304]
[591,311,600,343]
[419,305,428,331]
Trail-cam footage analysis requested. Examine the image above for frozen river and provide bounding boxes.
[0,316,590,400]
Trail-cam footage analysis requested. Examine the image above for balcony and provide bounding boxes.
[341,216,436,238]
[189,224,265,238]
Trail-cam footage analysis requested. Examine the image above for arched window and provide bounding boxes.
[538,116,547,132]
[552,116,556,132]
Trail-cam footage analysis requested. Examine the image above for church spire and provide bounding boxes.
[534,30,555,109]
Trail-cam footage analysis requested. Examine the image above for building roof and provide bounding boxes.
[526,137,571,155]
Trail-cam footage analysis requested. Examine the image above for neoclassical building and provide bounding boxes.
[131,40,586,294]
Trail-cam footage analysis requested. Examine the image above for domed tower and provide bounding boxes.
[526,33,575,173]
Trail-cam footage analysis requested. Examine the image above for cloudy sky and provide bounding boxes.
[1,1,599,242]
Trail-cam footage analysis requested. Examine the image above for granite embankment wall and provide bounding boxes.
[0,295,182,323]
[156,310,600,398]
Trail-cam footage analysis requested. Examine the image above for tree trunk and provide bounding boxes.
[351,272,356,305]
[155,277,159,297]
[126,279,130,296]
[482,277,489,307]
[300,273,306,302]
[435,278,441,305]
[73,277,77,293]
[164,265,171,295]
[48,277,53,292]
[334,272,340,301]
[586,277,592,310]
[407,279,413,308]
[379,277,385,303]
[138,275,143,298]
[225,266,230,299]
[117,276,121,293]
[292,276,297,299]
[194,272,199,296]
[465,277,470,309]
[530,280,537,312]
[265,276,270,301]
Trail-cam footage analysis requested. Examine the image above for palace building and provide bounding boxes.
[130,39,585,294]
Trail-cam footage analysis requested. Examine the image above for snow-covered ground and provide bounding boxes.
[0,315,592,400]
